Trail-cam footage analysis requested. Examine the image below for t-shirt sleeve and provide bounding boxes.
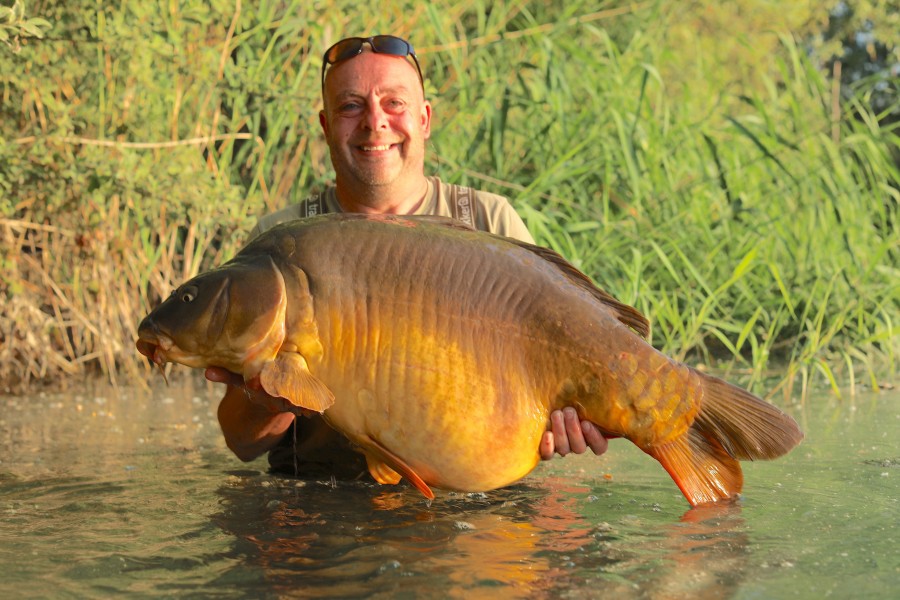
[482,196,535,244]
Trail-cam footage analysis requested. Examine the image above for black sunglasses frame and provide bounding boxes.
[321,35,424,92]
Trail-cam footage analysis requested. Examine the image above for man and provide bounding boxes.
[207,35,608,480]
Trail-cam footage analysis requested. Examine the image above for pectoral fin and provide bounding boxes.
[259,352,334,413]
[363,438,434,500]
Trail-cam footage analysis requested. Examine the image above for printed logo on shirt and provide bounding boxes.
[453,186,474,228]
[305,195,321,218]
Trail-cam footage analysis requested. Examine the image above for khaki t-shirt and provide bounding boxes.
[249,176,534,244]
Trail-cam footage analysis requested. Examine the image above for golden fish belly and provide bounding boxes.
[313,301,549,492]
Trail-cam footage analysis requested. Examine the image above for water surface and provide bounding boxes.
[1,377,896,598]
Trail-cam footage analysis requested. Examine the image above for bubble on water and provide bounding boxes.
[378,560,402,573]
[454,521,476,531]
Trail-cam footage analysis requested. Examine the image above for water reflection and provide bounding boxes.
[211,470,751,598]
[2,381,896,598]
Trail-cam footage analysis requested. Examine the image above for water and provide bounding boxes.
[1,376,897,598]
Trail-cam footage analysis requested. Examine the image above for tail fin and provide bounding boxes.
[693,373,804,460]
[647,371,804,507]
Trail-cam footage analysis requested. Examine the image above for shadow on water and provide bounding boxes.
[0,376,897,598]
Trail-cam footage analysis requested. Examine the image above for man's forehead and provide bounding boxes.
[332,82,418,100]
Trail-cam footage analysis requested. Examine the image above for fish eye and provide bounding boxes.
[180,285,199,303]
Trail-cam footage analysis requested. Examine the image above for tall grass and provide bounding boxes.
[1,0,897,397]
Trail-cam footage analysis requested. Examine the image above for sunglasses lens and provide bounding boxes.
[370,35,411,56]
[326,38,364,65]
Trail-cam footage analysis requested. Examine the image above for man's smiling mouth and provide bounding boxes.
[359,144,396,152]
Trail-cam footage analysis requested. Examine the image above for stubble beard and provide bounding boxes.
[337,143,423,190]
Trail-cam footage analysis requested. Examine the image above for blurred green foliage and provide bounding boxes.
[0,1,51,51]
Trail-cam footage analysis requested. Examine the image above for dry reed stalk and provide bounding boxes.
[0,195,210,392]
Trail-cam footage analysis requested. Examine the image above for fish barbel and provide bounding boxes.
[136,214,802,506]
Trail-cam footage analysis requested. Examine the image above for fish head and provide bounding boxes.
[136,254,288,378]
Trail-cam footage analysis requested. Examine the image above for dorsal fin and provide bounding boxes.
[515,241,651,339]
[398,214,477,231]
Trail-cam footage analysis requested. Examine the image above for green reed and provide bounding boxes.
[1,0,897,396]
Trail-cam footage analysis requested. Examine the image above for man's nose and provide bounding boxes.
[363,104,389,130]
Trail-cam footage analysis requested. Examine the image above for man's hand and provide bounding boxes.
[208,367,301,461]
[205,366,245,388]
[205,367,310,415]
[539,407,609,460]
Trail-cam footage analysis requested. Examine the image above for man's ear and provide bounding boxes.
[421,101,432,139]
[319,110,329,136]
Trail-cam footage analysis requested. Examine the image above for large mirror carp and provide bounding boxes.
[136,214,802,506]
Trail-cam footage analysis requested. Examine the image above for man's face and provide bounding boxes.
[319,49,432,190]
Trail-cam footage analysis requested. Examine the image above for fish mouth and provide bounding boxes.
[136,332,174,367]
[136,326,211,371]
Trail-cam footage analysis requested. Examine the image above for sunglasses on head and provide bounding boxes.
[321,35,424,91]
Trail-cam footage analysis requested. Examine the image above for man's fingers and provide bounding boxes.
[581,421,609,456]
[205,367,240,386]
[539,431,555,461]
[204,367,266,392]
[562,407,587,454]
[549,409,570,456]
[545,408,609,459]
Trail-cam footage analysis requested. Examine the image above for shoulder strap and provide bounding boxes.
[304,193,322,218]
[448,184,479,229]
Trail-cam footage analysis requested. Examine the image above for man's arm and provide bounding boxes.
[209,369,296,461]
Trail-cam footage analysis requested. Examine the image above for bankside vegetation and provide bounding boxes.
[2,1,898,397]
